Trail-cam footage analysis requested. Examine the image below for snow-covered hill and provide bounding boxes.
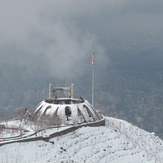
[0,117,162,163]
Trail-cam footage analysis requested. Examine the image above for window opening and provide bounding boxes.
[65,106,71,121]
[43,106,51,115]
[83,105,95,121]
[34,105,43,115]
[77,108,85,123]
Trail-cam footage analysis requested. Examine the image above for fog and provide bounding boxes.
[0,0,163,80]
[0,0,108,79]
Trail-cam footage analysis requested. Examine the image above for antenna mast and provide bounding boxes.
[91,51,95,107]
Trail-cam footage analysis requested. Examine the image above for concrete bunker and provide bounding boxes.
[33,84,104,126]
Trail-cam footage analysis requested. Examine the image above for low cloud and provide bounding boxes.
[0,0,163,79]
[0,0,108,79]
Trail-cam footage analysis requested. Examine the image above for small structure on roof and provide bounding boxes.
[33,84,105,126]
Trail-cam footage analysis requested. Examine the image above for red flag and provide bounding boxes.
[91,51,95,65]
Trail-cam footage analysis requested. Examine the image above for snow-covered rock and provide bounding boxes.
[0,116,162,163]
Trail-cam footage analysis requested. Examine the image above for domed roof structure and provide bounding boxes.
[33,84,104,126]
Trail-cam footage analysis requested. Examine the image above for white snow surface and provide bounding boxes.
[0,117,162,163]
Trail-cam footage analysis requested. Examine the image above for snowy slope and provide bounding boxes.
[0,117,162,163]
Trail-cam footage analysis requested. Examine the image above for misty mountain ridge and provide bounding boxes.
[0,0,163,140]
[0,52,163,140]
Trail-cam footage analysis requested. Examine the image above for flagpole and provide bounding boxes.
[91,51,95,107]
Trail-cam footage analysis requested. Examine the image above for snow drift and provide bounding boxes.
[0,116,162,163]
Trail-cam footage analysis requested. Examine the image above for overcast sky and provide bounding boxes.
[0,0,163,80]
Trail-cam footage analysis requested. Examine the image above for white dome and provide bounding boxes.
[33,98,103,126]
